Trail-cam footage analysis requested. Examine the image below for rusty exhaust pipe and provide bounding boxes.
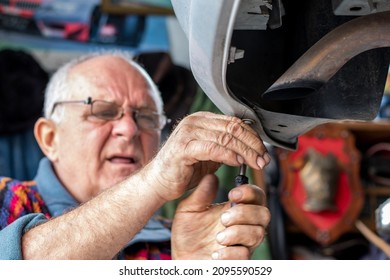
[262,11,390,100]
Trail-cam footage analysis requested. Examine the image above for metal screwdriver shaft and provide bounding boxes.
[231,119,253,206]
[235,118,253,187]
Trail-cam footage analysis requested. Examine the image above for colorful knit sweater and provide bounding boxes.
[0,177,50,229]
[0,176,171,260]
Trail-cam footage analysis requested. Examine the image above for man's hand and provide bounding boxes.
[171,174,271,260]
[145,112,270,203]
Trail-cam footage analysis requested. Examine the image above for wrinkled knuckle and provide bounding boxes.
[183,138,197,153]
[179,123,193,134]
[218,132,234,147]
[226,119,244,136]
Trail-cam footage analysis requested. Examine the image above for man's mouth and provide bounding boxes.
[108,156,136,164]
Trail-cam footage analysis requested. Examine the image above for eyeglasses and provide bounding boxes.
[51,97,170,130]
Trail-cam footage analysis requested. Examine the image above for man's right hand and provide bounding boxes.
[144,111,270,202]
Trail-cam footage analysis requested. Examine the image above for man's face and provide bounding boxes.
[51,56,161,202]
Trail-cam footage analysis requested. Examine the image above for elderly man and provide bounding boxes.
[0,51,271,260]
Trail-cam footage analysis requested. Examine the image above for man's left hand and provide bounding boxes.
[171,174,270,259]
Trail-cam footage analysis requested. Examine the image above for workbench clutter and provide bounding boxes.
[276,124,364,246]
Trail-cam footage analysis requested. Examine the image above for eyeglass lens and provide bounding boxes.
[91,100,164,130]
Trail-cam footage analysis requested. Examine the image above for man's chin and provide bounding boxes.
[103,173,135,189]
[108,164,140,179]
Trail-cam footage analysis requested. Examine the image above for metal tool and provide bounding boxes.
[231,119,253,206]
[235,164,249,187]
[231,164,249,207]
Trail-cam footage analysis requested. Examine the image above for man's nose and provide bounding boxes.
[111,112,140,139]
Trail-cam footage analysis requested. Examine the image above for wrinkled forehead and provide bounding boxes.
[68,56,158,109]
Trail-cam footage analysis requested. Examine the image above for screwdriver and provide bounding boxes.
[231,118,253,206]
[231,164,249,207]
[230,118,254,207]
[235,164,249,187]
[232,152,250,205]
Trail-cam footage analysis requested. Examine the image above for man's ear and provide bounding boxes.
[34,117,59,161]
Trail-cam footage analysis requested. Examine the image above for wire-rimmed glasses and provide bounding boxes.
[51,97,170,130]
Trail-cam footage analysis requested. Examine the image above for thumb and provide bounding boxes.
[177,174,219,212]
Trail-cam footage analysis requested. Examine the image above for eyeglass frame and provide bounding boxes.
[50,96,170,131]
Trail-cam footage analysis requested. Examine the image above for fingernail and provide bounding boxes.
[221,212,231,225]
[216,231,226,243]
[211,252,219,260]
[237,154,244,164]
[263,152,271,164]
[257,156,265,169]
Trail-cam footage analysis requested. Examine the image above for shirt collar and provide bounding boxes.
[34,157,170,244]
[35,157,78,217]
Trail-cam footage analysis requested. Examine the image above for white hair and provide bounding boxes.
[44,50,164,123]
